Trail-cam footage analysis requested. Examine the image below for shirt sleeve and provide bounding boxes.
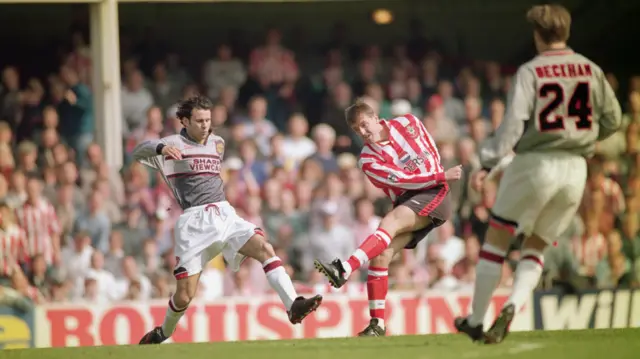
[131,136,178,170]
[597,71,623,141]
[131,139,164,161]
[359,154,445,191]
[478,66,535,170]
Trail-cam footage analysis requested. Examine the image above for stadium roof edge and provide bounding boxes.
[0,0,367,3]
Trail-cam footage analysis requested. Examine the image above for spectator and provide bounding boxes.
[308,124,339,173]
[121,69,154,136]
[352,197,381,247]
[115,256,151,301]
[104,231,125,276]
[16,141,39,177]
[595,231,633,288]
[429,221,465,271]
[81,143,126,206]
[241,95,277,156]
[204,44,247,100]
[300,201,355,275]
[0,143,15,180]
[488,97,505,131]
[423,95,458,143]
[61,231,94,297]
[149,62,181,115]
[16,78,46,144]
[0,66,21,128]
[282,113,316,166]
[54,184,78,242]
[437,80,465,124]
[249,28,298,90]
[113,206,150,256]
[0,199,28,288]
[79,252,116,302]
[38,129,60,168]
[16,176,61,266]
[58,66,94,167]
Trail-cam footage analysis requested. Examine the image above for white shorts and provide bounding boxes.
[173,201,259,279]
[490,151,587,244]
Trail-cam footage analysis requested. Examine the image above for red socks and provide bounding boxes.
[344,229,392,276]
[367,266,388,327]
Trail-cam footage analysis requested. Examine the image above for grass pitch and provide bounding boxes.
[4,329,640,359]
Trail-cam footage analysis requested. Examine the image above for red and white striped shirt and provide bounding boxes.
[581,177,625,215]
[0,225,27,277]
[571,233,607,276]
[358,114,445,202]
[15,199,61,264]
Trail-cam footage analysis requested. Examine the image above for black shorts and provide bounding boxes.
[393,184,451,249]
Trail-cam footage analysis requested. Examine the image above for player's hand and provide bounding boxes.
[471,169,489,192]
[444,165,463,182]
[162,145,182,160]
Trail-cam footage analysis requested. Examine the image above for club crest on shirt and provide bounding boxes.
[405,124,419,138]
[216,141,225,155]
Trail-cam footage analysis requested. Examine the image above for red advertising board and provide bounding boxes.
[34,291,532,347]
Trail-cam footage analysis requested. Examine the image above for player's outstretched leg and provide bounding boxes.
[484,235,545,344]
[357,232,413,337]
[315,206,422,288]
[314,227,392,289]
[454,215,512,342]
[239,230,322,324]
[140,271,200,344]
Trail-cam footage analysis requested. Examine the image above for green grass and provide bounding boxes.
[4,329,640,359]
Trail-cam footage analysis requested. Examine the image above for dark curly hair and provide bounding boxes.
[176,95,213,124]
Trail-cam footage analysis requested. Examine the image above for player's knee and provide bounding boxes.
[173,288,194,308]
[522,234,548,252]
[247,234,275,262]
[485,226,513,251]
[370,247,394,268]
[378,215,404,238]
[259,240,276,259]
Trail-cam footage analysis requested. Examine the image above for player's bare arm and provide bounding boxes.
[473,66,534,191]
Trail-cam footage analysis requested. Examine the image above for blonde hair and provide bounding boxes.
[344,98,375,126]
[17,140,37,155]
[526,4,571,44]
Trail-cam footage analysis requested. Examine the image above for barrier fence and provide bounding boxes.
[1,288,639,348]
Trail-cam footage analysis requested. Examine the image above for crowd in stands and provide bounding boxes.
[1,25,639,306]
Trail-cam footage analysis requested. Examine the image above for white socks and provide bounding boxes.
[468,243,507,327]
[263,256,297,311]
[162,295,187,337]
[506,249,544,311]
